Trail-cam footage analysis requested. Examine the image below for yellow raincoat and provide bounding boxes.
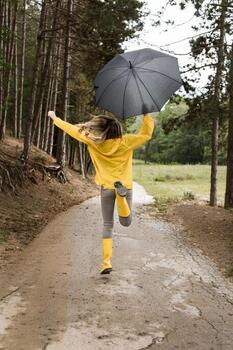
[54,115,154,189]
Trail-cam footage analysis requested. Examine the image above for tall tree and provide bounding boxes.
[209,0,228,206]
[0,0,18,140]
[155,0,230,205]
[56,0,73,166]
[13,25,18,138]
[225,43,233,208]
[21,0,46,159]
[17,0,27,139]
[31,0,61,143]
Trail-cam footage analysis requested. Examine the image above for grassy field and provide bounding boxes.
[133,161,226,206]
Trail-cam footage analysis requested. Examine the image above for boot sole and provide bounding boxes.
[114,181,127,197]
[100,268,112,275]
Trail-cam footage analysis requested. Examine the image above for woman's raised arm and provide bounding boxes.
[123,114,155,150]
[48,111,92,145]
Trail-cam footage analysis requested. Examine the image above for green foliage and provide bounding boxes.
[183,191,195,200]
[152,196,179,213]
[154,174,194,181]
[130,98,228,165]
[21,0,146,123]
[62,0,146,120]
[74,0,145,81]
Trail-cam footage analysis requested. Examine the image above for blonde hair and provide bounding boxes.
[76,114,123,143]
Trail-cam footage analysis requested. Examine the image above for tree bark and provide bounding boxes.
[21,0,46,160]
[144,141,151,164]
[224,43,233,208]
[13,35,18,138]
[79,142,86,179]
[31,0,61,143]
[17,0,27,139]
[43,69,54,150]
[209,0,228,206]
[0,1,18,140]
[35,104,42,148]
[0,0,4,125]
[47,33,61,156]
[56,0,73,166]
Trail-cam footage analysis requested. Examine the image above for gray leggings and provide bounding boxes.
[101,186,133,238]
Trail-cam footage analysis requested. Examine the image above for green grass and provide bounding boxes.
[133,161,226,206]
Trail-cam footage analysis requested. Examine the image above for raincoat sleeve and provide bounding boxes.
[53,117,92,145]
[124,115,155,150]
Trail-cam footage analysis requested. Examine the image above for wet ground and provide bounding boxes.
[0,183,233,350]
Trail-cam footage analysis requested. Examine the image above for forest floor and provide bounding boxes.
[0,182,233,350]
[0,137,98,270]
[163,202,233,281]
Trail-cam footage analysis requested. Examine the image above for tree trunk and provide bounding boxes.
[56,0,73,166]
[31,0,61,143]
[79,142,86,179]
[17,0,26,139]
[13,27,18,137]
[0,0,4,125]
[144,141,151,164]
[0,1,18,140]
[21,0,46,160]
[224,43,233,208]
[47,33,61,155]
[69,141,75,167]
[35,104,42,148]
[209,0,228,206]
[43,70,54,150]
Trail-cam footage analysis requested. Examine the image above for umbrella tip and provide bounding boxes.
[129,61,133,69]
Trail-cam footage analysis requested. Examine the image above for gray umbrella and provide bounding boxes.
[94,48,182,119]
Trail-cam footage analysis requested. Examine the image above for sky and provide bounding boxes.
[123,0,209,93]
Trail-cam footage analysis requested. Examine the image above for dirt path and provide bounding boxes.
[0,183,233,350]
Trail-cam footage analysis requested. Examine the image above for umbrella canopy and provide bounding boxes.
[94,48,182,119]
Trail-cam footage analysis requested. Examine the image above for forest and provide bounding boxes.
[0,0,233,208]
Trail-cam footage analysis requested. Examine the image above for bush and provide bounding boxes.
[183,191,195,200]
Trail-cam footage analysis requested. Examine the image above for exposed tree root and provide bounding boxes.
[0,156,25,193]
[0,151,67,193]
[29,162,67,184]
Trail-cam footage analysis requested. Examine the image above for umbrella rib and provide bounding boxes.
[134,67,182,85]
[97,66,127,76]
[131,50,141,65]
[132,70,145,108]
[122,71,133,119]
[134,70,161,111]
[96,69,129,105]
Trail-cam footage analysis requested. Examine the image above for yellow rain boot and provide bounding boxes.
[114,181,130,218]
[116,194,130,217]
[100,238,113,275]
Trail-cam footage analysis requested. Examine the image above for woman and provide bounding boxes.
[48,110,155,274]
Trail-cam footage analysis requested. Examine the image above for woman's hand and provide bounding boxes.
[142,103,149,116]
[48,111,57,120]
